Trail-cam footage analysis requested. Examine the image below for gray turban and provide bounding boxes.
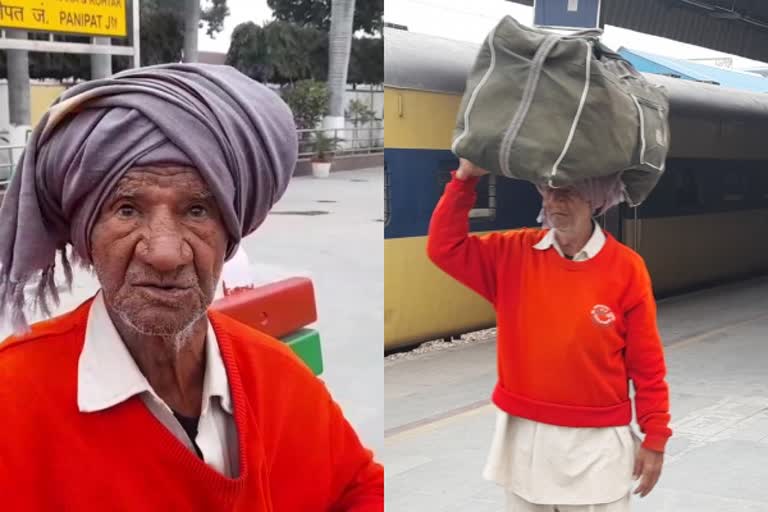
[0,63,298,332]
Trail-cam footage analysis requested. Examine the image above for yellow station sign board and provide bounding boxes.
[0,0,127,37]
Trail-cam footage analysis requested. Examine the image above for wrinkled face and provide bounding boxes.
[90,166,228,336]
[537,185,593,231]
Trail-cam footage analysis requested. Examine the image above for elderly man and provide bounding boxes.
[427,159,671,512]
[0,64,383,511]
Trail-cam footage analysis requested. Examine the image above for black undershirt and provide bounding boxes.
[173,410,204,459]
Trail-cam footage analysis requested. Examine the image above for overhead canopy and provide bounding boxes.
[619,47,768,92]
[511,0,768,64]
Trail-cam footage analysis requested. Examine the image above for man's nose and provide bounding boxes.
[545,190,568,204]
[135,213,193,273]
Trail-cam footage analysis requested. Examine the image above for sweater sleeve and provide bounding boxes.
[623,261,672,452]
[426,172,502,304]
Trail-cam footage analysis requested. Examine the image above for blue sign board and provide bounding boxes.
[533,0,602,30]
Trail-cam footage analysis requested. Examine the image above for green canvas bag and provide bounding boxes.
[452,16,669,206]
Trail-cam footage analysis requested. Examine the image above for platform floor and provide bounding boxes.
[385,277,768,511]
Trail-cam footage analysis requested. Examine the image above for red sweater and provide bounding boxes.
[0,298,383,511]
[427,173,672,452]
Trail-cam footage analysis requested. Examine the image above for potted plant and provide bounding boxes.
[311,130,342,178]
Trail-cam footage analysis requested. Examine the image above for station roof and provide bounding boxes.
[619,47,768,93]
[511,0,768,63]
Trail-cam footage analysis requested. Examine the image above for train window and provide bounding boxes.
[722,171,745,202]
[435,158,458,199]
[674,168,700,210]
[470,174,496,221]
[755,170,768,202]
[384,161,390,227]
[434,158,495,221]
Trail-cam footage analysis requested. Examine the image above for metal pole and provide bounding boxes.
[183,0,200,62]
[0,38,135,55]
[6,29,30,127]
[132,0,141,67]
[91,37,113,78]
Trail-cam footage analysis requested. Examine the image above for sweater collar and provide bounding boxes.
[77,291,233,415]
[533,221,605,261]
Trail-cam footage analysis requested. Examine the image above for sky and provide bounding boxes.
[385,0,768,70]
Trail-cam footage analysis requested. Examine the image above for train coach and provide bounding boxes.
[384,27,768,351]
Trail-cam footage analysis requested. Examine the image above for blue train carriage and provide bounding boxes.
[384,27,768,351]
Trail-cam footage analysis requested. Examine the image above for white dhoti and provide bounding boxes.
[483,410,640,510]
[504,490,630,512]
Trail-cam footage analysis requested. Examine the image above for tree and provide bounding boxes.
[264,21,325,83]
[281,79,330,130]
[281,79,330,154]
[133,0,185,66]
[140,0,230,65]
[226,21,325,83]
[200,0,230,35]
[114,0,230,71]
[348,36,382,85]
[267,0,382,35]
[226,22,272,82]
[226,22,381,85]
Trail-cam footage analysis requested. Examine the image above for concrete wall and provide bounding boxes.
[345,85,383,119]
[0,81,65,181]
[338,85,383,148]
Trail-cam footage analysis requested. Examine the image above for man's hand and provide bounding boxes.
[455,158,489,180]
[633,447,663,497]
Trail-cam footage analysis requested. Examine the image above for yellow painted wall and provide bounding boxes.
[30,84,66,127]
[384,87,461,150]
[384,234,497,349]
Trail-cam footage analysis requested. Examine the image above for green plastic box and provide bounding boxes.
[283,328,324,376]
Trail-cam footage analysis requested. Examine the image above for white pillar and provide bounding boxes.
[322,115,346,149]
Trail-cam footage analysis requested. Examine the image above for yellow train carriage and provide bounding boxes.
[384,28,768,351]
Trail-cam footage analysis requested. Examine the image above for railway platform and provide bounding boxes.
[385,277,768,511]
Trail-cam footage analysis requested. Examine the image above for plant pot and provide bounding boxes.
[311,160,332,178]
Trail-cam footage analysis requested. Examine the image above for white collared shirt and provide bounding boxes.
[78,292,239,477]
[532,220,606,261]
[484,221,639,505]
